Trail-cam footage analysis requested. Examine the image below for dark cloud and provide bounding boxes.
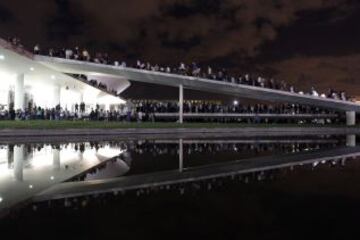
[1,0,360,96]
[0,0,356,60]
[64,0,356,63]
[46,0,88,42]
[0,4,14,23]
[263,54,360,95]
[258,2,360,62]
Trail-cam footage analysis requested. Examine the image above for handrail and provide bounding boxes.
[67,74,120,98]
[153,113,339,118]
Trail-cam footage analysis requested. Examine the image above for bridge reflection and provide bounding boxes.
[33,136,359,202]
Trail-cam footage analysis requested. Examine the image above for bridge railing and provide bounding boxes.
[153,113,339,119]
[65,74,120,98]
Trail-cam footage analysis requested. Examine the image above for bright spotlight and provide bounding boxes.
[233,100,239,106]
[29,184,33,189]
[0,197,3,203]
[51,75,56,80]
[30,67,35,71]
[0,55,5,60]
[50,176,55,180]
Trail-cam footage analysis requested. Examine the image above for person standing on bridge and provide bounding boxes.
[179,62,186,75]
[311,87,319,97]
[34,44,40,54]
[65,48,73,59]
[82,49,90,61]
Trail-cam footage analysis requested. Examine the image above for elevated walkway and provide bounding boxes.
[35,56,360,113]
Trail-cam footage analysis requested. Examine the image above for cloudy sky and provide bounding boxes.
[1,0,360,97]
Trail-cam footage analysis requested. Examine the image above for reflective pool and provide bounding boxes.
[1,135,360,239]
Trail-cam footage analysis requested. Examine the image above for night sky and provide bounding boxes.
[1,0,360,99]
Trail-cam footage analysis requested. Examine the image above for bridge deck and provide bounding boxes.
[35,56,360,112]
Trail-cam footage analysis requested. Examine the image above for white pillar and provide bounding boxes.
[78,151,84,161]
[179,139,183,172]
[346,111,356,126]
[179,84,183,124]
[80,92,84,103]
[346,135,356,147]
[53,85,61,108]
[53,148,61,170]
[15,74,25,110]
[14,145,25,182]
[7,146,12,166]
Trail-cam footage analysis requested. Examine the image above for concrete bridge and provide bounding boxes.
[35,55,360,125]
[1,38,358,125]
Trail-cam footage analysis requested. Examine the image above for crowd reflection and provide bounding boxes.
[1,136,356,220]
[10,154,356,217]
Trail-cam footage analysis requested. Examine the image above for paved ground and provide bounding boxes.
[0,127,359,143]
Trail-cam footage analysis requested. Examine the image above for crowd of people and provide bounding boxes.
[69,74,120,96]
[129,140,338,157]
[0,100,342,124]
[0,37,353,125]
[66,139,340,180]
[0,105,80,121]
[132,100,337,114]
[130,100,340,124]
[29,41,352,102]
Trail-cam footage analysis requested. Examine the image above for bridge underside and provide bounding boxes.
[0,47,129,112]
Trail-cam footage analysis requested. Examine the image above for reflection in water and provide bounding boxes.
[0,135,357,217]
[0,142,124,212]
[1,135,360,240]
[24,144,360,212]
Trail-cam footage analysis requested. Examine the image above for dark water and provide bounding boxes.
[1,135,360,239]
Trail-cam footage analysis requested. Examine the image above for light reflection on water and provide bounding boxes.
[0,135,356,215]
[0,142,124,212]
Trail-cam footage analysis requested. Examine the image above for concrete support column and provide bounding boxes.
[179,139,184,172]
[53,85,61,108]
[346,135,356,147]
[346,111,356,126]
[53,148,61,170]
[80,92,84,103]
[14,74,25,110]
[14,145,25,182]
[179,84,184,124]
[7,146,13,167]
